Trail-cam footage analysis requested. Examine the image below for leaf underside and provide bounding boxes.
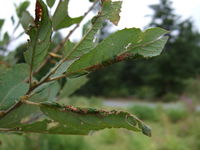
[53,0,123,77]
[0,103,151,137]
[0,64,29,111]
[0,82,59,128]
[65,27,168,77]
[24,0,52,71]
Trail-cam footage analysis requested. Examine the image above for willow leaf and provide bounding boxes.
[20,119,90,135]
[66,0,122,59]
[40,103,151,136]
[0,81,59,128]
[66,27,168,76]
[46,0,56,8]
[24,0,52,71]
[52,0,82,30]
[60,76,88,98]
[16,1,30,18]
[21,11,35,31]
[0,64,29,111]
[0,19,5,31]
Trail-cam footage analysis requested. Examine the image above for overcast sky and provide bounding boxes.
[0,0,200,49]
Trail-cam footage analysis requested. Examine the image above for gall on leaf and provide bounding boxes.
[35,0,43,26]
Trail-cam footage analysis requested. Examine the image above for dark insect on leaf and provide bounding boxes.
[35,0,43,26]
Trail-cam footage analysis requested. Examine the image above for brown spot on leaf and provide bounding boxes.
[35,0,43,26]
[116,53,132,62]
[65,105,78,112]
[86,64,104,72]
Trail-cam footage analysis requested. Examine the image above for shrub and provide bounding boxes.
[166,109,188,123]
[134,86,156,100]
[161,92,179,102]
[128,105,160,122]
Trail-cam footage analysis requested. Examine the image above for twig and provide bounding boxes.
[0,101,23,119]
[48,74,67,82]
[0,128,19,132]
[22,100,42,106]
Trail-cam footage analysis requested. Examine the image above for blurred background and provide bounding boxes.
[1,0,200,150]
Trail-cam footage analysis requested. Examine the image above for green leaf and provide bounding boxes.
[63,40,75,56]
[0,19,4,31]
[32,81,60,102]
[0,101,150,136]
[46,0,56,8]
[50,59,77,79]
[16,1,30,18]
[20,11,35,32]
[39,103,151,136]
[60,76,88,98]
[52,0,83,30]
[24,0,52,71]
[20,119,90,135]
[0,64,29,111]
[0,95,42,128]
[0,81,59,128]
[0,103,38,128]
[0,32,10,47]
[49,0,122,78]
[66,27,168,76]
[101,0,122,25]
[66,1,122,59]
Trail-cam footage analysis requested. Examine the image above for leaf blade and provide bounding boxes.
[66,1,122,59]
[60,76,88,98]
[24,0,52,71]
[46,0,56,8]
[66,27,168,76]
[52,0,82,30]
[0,64,29,111]
[40,103,151,136]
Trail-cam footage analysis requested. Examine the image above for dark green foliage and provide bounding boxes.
[166,109,188,123]
[128,105,160,122]
[0,64,29,111]
[161,92,178,102]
